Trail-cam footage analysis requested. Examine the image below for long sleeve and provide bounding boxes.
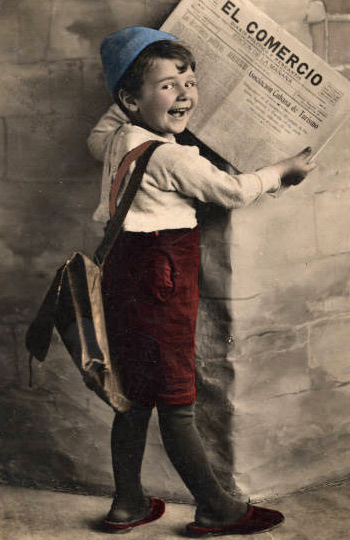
[148,143,281,210]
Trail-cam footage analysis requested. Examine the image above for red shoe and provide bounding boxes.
[186,504,284,537]
[103,498,165,533]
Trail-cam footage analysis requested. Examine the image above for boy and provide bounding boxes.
[88,27,315,536]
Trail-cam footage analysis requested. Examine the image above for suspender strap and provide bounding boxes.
[94,140,164,267]
[109,140,158,218]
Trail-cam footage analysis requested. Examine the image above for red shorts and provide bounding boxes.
[102,226,200,407]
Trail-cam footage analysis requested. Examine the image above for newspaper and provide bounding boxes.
[162,0,350,171]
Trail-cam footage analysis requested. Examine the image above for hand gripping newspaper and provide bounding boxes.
[162,0,350,171]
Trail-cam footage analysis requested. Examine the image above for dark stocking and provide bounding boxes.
[109,403,152,521]
[157,404,247,525]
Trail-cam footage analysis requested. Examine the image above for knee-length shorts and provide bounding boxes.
[102,226,200,407]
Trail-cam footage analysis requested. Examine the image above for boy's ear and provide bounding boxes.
[118,89,139,112]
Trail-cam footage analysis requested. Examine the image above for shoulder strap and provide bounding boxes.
[93,139,164,267]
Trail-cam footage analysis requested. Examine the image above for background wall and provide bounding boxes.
[197,0,350,499]
[0,0,349,502]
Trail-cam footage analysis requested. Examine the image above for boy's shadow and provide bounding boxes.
[85,516,189,537]
[85,516,124,534]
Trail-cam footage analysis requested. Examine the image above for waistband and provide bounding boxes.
[120,227,197,238]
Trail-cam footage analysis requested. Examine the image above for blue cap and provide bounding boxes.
[100,26,178,96]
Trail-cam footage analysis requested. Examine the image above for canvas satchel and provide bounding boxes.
[25,140,164,412]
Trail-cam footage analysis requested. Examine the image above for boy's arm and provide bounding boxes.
[151,144,315,208]
[150,144,281,208]
[87,104,130,162]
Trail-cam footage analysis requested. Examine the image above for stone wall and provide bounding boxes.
[0,0,192,501]
[0,0,349,502]
[196,0,350,500]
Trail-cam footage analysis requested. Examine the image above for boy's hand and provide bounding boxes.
[277,147,317,186]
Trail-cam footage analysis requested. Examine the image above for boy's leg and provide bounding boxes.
[157,404,247,526]
[109,403,153,522]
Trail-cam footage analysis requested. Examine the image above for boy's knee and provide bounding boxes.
[157,403,195,430]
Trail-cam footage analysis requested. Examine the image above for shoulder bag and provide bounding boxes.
[25,140,164,412]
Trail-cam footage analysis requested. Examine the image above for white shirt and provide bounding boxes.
[88,104,281,232]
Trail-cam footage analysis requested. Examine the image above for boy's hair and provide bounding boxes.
[115,40,196,107]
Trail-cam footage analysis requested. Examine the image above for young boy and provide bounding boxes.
[88,27,315,536]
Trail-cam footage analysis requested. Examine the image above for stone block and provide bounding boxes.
[317,118,350,177]
[0,4,19,63]
[48,0,121,61]
[0,179,101,322]
[233,387,350,498]
[230,253,350,337]
[232,347,311,405]
[236,327,309,358]
[0,64,51,117]
[7,116,95,181]
[0,179,98,213]
[0,270,47,325]
[0,373,114,493]
[309,318,350,384]
[2,180,35,213]
[0,180,98,264]
[230,190,317,270]
[323,0,349,13]
[49,60,85,119]
[0,1,52,64]
[307,293,350,317]
[310,21,327,60]
[109,0,150,29]
[252,0,313,47]
[82,60,112,127]
[0,120,5,178]
[306,0,326,24]
[301,165,348,197]
[17,0,53,63]
[338,66,350,80]
[0,325,17,386]
[18,180,100,262]
[0,239,25,272]
[83,219,105,258]
[29,250,71,282]
[307,118,350,188]
[28,213,85,259]
[0,207,30,260]
[328,22,350,65]
[315,190,350,255]
[9,325,113,484]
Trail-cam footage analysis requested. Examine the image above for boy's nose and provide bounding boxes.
[176,84,190,99]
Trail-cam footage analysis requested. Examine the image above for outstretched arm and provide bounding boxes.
[149,144,316,209]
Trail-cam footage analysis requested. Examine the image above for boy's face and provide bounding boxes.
[130,58,198,136]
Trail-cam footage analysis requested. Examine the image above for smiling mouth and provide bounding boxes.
[168,107,190,118]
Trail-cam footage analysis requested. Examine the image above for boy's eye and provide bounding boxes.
[161,82,175,90]
[186,80,197,88]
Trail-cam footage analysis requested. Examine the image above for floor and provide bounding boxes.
[0,480,349,540]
